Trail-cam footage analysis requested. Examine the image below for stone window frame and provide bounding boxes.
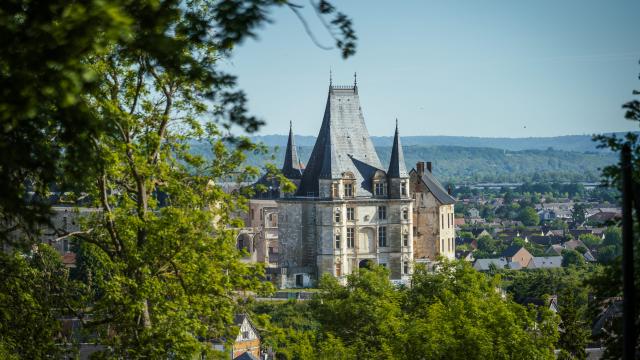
[401,180,407,196]
[342,172,356,198]
[335,234,341,249]
[334,208,341,223]
[377,206,387,220]
[346,207,355,221]
[347,227,355,248]
[402,228,409,247]
[331,182,340,198]
[372,170,387,197]
[378,226,387,247]
[374,182,385,196]
[402,207,409,221]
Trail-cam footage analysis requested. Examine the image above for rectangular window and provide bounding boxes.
[347,228,355,248]
[332,183,339,197]
[335,235,341,249]
[403,233,409,247]
[448,213,451,228]
[344,183,353,197]
[401,181,407,196]
[347,207,355,221]
[441,213,444,228]
[378,226,387,247]
[413,226,417,236]
[403,261,409,275]
[380,263,387,268]
[402,208,409,220]
[335,211,341,223]
[378,206,387,220]
[375,182,384,196]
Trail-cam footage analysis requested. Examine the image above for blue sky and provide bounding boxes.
[222,0,640,137]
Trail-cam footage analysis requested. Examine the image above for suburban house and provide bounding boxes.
[212,314,261,360]
[501,245,533,268]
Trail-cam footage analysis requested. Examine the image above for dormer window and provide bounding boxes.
[344,183,354,197]
[401,181,407,196]
[375,182,385,196]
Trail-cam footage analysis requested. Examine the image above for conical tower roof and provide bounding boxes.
[296,80,383,197]
[281,121,303,179]
[387,119,408,178]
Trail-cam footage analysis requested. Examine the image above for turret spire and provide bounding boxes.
[282,121,303,179]
[387,119,408,178]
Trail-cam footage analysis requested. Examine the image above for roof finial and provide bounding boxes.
[395,118,398,128]
[329,68,332,87]
[354,72,357,87]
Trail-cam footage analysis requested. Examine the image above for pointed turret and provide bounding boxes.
[387,119,408,178]
[281,121,303,179]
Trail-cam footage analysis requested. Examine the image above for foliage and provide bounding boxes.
[592,74,640,358]
[571,203,588,227]
[0,0,356,357]
[561,249,586,268]
[578,234,602,249]
[254,262,559,359]
[518,206,540,226]
[0,245,85,359]
[557,284,590,360]
[0,0,356,242]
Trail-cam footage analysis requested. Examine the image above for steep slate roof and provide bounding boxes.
[387,120,408,178]
[501,244,527,258]
[409,168,455,205]
[281,121,303,179]
[296,84,383,197]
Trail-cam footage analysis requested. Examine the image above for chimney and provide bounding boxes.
[426,161,432,173]
[416,161,426,176]
[448,185,452,195]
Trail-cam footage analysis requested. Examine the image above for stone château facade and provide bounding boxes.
[277,81,414,287]
[238,78,455,288]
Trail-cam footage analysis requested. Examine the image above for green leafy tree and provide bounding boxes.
[1,1,357,357]
[571,203,588,227]
[477,235,498,254]
[578,234,602,250]
[562,249,586,268]
[0,245,84,358]
[0,0,356,242]
[518,206,540,226]
[403,261,558,359]
[313,266,403,359]
[557,286,590,360]
[590,66,640,359]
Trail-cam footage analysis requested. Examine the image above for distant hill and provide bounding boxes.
[250,133,633,152]
[235,145,616,183]
[192,134,621,183]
